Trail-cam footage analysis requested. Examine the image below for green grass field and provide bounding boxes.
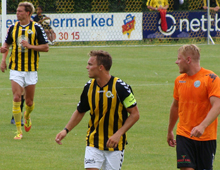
[1,44,220,170]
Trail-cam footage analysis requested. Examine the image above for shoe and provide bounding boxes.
[24,111,32,132]
[14,131,23,140]
[11,117,15,124]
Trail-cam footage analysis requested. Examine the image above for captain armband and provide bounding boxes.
[123,93,136,108]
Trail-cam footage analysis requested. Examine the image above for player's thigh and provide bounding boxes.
[176,135,196,169]
[84,146,105,169]
[24,71,37,105]
[196,140,216,170]
[180,168,194,170]
[10,70,25,88]
[102,150,124,170]
[24,71,38,87]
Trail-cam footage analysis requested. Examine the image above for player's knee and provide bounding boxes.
[25,99,34,107]
[13,94,21,102]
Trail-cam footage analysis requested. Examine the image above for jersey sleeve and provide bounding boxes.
[33,15,39,22]
[77,81,91,113]
[34,23,48,44]
[173,77,179,101]
[5,25,14,44]
[207,73,220,98]
[116,79,137,108]
[164,0,169,6]
[215,0,219,7]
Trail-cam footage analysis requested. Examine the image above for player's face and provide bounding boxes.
[86,56,100,78]
[16,6,29,21]
[36,7,42,15]
[175,53,189,74]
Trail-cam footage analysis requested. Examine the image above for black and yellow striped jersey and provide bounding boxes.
[146,0,169,8]
[203,0,219,7]
[77,76,137,151]
[33,14,52,30]
[5,21,48,71]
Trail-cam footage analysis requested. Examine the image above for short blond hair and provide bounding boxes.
[178,44,200,61]
[18,1,35,15]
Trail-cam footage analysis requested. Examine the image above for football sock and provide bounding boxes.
[25,103,35,119]
[13,101,22,133]
[12,95,25,119]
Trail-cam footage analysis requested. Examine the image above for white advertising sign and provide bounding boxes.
[4,13,143,42]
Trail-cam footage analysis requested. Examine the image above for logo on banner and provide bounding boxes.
[122,14,136,38]
[158,14,176,36]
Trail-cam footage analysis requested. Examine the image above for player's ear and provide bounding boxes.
[99,64,104,71]
[186,56,191,64]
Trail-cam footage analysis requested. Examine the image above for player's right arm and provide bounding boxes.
[55,82,90,145]
[55,110,86,145]
[167,98,179,147]
[0,43,10,73]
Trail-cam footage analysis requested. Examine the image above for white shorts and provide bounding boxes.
[84,146,124,170]
[10,70,38,87]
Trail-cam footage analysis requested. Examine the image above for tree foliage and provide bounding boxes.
[5,0,194,14]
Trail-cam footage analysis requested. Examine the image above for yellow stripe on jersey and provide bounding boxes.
[10,23,18,70]
[108,78,117,151]
[117,102,125,151]
[98,85,108,150]
[87,79,95,145]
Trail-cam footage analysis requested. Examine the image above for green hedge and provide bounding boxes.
[6,0,194,14]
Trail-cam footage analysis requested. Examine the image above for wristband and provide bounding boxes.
[64,127,69,133]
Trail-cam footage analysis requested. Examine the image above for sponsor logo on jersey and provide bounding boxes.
[106,90,114,98]
[194,80,201,88]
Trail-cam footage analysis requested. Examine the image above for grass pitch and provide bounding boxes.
[1,44,220,170]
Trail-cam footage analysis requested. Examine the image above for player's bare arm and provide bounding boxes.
[55,110,86,145]
[21,40,49,52]
[190,96,220,138]
[0,46,9,53]
[106,105,139,148]
[0,42,10,53]
[167,99,179,147]
[0,43,10,73]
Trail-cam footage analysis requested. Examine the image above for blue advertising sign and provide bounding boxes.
[143,11,220,39]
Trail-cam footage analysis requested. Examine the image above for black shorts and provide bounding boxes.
[176,135,216,170]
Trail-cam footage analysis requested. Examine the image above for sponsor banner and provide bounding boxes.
[3,13,142,42]
[143,11,220,39]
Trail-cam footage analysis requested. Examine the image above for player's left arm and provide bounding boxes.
[191,96,220,138]
[106,80,140,148]
[21,23,49,52]
[106,104,139,148]
[21,41,49,52]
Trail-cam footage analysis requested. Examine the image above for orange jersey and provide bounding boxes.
[173,67,220,141]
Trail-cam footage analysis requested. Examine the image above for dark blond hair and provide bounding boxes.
[178,44,200,61]
[18,2,35,15]
[89,50,112,71]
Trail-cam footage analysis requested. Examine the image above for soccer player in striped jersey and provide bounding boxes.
[55,50,140,170]
[0,1,49,140]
